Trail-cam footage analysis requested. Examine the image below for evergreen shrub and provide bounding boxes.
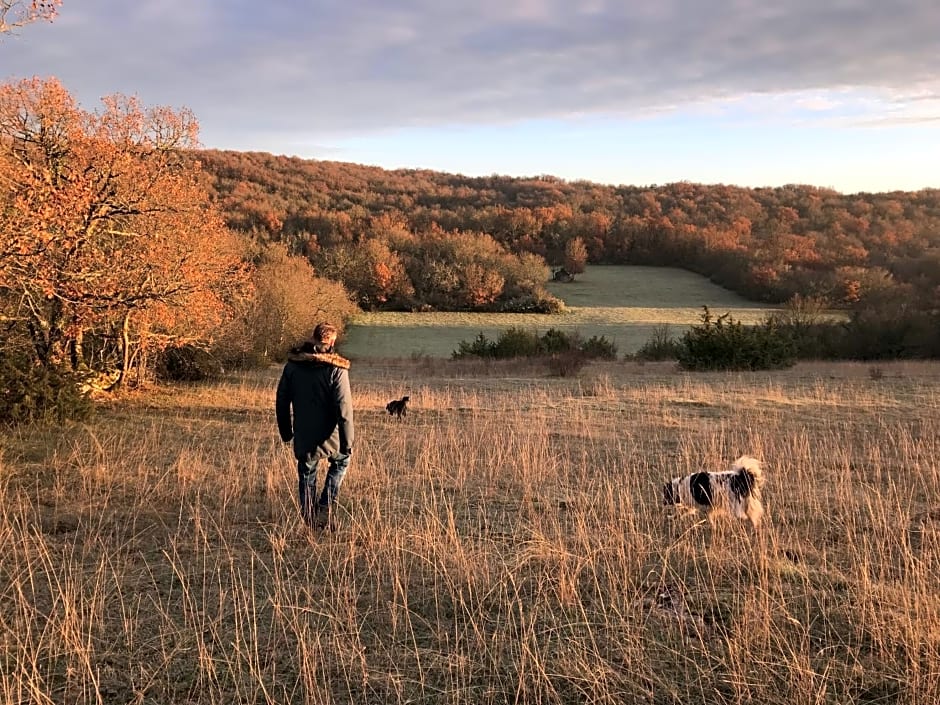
[677,307,795,371]
[0,349,92,426]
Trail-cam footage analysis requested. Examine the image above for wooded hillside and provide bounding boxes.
[196,149,940,311]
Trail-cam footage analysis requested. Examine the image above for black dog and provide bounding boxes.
[386,395,410,419]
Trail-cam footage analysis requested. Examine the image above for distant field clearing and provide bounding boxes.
[342,265,781,359]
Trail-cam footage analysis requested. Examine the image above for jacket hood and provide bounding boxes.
[287,350,351,369]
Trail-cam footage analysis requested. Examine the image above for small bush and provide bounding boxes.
[453,327,617,361]
[634,325,682,361]
[0,351,92,426]
[544,351,588,377]
[580,334,619,361]
[771,318,847,359]
[493,293,565,314]
[539,328,578,354]
[677,307,795,371]
[492,327,543,358]
[155,345,225,382]
[453,332,497,359]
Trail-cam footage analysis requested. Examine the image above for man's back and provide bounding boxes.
[276,345,354,461]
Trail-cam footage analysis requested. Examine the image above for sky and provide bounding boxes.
[2,0,939,194]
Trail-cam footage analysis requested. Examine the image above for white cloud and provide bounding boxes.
[2,0,938,142]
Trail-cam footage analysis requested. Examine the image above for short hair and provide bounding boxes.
[312,323,338,343]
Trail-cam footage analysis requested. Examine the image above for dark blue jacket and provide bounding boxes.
[275,346,354,461]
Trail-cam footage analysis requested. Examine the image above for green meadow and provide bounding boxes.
[342,266,780,359]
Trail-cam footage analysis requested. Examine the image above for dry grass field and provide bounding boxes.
[2,358,939,704]
[343,266,781,359]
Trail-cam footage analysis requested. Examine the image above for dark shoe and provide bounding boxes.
[313,504,333,531]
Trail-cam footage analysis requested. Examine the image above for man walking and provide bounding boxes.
[276,323,354,530]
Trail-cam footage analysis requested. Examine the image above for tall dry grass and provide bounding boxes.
[1,360,938,704]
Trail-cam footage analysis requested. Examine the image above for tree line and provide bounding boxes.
[194,149,940,313]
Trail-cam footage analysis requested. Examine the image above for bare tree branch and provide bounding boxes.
[0,1,61,35]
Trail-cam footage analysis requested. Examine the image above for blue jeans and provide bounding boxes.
[297,451,351,525]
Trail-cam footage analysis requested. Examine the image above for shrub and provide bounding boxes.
[216,242,359,367]
[540,328,578,354]
[770,318,846,359]
[544,351,588,377]
[154,345,225,382]
[0,350,92,426]
[493,294,565,313]
[839,308,940,359]
[677,307,795,371]
[452,328,618,361]
[634,325,682,361]
[580,334,619,360]
[491,327,543,358]
[453,332,497,359]
[769,308,940,361]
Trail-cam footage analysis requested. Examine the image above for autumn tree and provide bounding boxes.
[312,238,414,309]
[395,228,557,311]
[0,77,251,387]
[832,266,898,308]
[0,0,60,33]
[218,242,358,364]
[563,237,588,277]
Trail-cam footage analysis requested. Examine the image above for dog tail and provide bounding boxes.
[732,455,764,488]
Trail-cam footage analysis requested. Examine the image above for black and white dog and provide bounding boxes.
[663,455,765,528]
[386,395,410,419]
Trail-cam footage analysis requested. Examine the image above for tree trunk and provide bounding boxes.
[114,310,131,389]
[71,327,85,371]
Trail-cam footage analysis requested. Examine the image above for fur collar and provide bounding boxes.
[287,350,351,369]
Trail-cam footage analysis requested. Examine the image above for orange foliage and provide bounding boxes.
[0,77,250,376]
[372,262,394,301]
[262,211,283,235]
[843,279,862,304]
[777,233,821,266]
[750,264,781,286]
[563,237,588,275]
[194,150,940,310]
[460,263,504,307]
